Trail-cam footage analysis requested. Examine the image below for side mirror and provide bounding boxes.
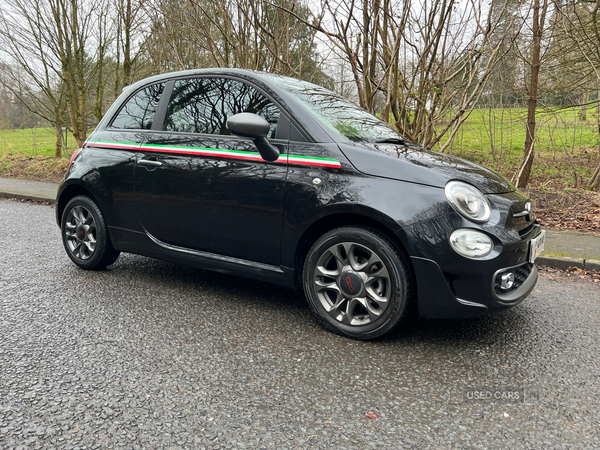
[227,113,280,162]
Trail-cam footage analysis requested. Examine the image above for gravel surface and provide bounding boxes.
[1,198,599,449]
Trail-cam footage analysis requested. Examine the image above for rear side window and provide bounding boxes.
[163,77,279,138]
[111,83,165,129]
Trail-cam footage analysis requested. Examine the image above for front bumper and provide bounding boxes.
[411,257,538,319]
[403,206,543,319]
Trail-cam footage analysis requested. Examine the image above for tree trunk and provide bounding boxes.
[589,119,600,189]
[516,0,547,189]
[55,123,62,158]
[123,0,132,86]
[580,91,589,120]
[590,160,600,189]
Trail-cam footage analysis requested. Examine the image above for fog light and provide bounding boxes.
[449,229,494,258]
[500,272,515,290]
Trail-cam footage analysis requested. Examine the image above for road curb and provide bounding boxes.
[536,255,585,270]
[0,191,56,204]
[536,256,600,272]
[585,259,600,272]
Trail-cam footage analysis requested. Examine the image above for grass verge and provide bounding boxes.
[0,128,77,184]
[0,154,69,184]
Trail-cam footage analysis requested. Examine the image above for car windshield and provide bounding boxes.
[268,76,407,143]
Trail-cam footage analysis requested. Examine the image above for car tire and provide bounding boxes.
[303,226,412,340]
[61,195,120,270]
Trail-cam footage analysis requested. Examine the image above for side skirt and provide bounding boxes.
[108,226,298,290]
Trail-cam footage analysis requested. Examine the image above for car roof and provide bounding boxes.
[124,68,280,89]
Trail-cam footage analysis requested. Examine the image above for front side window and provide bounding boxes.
[163,77,280,138]
[111,83,165,130]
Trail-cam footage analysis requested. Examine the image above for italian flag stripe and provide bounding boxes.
[84,140,342,168]
[86,140,139,150]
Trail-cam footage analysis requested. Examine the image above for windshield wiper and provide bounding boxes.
[374,137,408,145]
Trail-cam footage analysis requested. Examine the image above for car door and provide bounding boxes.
[134,76,288,266]
[83,81,165,231]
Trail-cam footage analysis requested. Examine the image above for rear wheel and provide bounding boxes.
[303,226,411,340]
[61,195,120,270]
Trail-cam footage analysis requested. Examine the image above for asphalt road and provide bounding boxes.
[1,199,599,449]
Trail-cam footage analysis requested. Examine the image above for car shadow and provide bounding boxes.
[107,252,309,309]
[105,253,538,347]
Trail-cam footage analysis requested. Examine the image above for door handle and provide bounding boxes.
[138,159,163,167]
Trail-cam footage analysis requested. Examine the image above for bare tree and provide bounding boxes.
[143,0,328,84]
[554,0,600,189]
[0,0,68,157]
[114,0,149,91]
[276,0,519,149]
[0,0,113,151]
[515,0,550,188]
[47,0,101,147]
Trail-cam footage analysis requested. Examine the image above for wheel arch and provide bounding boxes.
[293,212,415,291]
[56,183,99,226]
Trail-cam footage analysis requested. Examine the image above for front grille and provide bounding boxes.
[494,263,533,295]
[518,222,535,238]
[509,200,535,236]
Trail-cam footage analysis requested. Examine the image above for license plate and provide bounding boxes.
[529,230,546,263]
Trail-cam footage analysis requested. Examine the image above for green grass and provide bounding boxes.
[0,127,79,158]
[436,105,599,162]
[0,128,78,183]
[431,105,600,187]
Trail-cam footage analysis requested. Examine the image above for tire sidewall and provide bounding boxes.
[303,226,410,339]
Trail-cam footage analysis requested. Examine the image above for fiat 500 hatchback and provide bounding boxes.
[57,68,545,340]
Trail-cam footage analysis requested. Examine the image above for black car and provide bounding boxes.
[56,68,545,340]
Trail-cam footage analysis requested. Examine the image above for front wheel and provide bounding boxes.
[61,195,120,270]
[303,226,412,340]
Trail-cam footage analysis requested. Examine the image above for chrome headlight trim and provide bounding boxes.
[445,181,491,223]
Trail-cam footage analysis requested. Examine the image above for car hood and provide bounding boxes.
[338,142,515,194]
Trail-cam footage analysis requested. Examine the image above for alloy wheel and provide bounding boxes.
[64,205,97,260]
[312,241,392,326]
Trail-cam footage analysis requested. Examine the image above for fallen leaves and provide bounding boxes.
[365,412,380,420]
[537,215,600,232]
[526,188,600,233]
[540,266,600,283]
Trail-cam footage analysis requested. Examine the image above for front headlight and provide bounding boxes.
[445,181,491,223]
[449,229,494,258]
